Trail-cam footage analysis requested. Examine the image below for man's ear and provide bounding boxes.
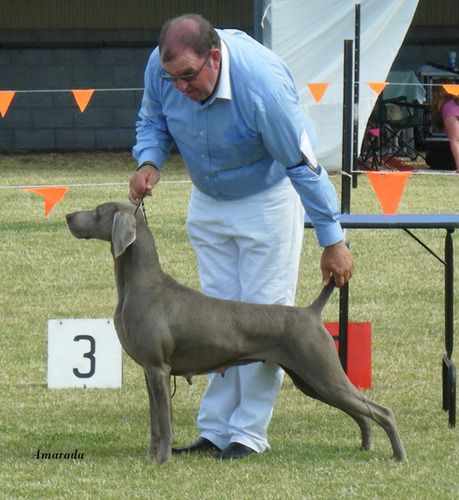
[112,211,136,258]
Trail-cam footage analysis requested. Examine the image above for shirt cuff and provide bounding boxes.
[312,220,344,248]
[135,149,167,171]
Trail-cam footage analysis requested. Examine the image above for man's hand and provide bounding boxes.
[320,240,354,287]
[129,164,160,204]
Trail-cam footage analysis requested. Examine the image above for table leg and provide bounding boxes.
[443,229,456,427]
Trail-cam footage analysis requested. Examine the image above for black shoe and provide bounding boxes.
[219,442,257,460]
[172,437,220,454]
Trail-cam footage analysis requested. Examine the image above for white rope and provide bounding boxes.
[2,170,456,191]
[351,169,459,176]
[260,3,273,28]
[0,179,192,190]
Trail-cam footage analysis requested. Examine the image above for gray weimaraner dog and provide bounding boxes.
[66,202,406,464]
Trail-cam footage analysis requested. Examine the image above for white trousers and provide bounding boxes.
[185,177,305,452]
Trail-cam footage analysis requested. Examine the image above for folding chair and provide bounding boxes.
[377,96,427,162]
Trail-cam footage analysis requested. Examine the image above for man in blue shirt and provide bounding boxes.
[129,14,354,460]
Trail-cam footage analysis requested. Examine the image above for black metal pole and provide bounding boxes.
[445,229,454,359]
[342,40,353,213]
[443,229,456,426]
[352,4,361,188]
[339,39,354,372]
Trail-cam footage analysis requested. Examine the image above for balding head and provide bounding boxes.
[159,14,221,63]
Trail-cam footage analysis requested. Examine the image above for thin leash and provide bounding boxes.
[134,195,148,225]
[135,194,178,397]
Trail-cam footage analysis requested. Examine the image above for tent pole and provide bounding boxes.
[253,0,264,43]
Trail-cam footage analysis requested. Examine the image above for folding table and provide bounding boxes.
[304,213,459,426]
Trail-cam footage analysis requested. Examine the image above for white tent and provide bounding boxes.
[261,0,419,171]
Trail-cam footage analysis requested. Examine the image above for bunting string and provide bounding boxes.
[0,82,455,115]
[0,87,144,117]
[1,82,452,94]
[303,81,457,102]
[4,87,143,93]
[0,179,192,190]
[0,169,453,194]
[3,169,456,219]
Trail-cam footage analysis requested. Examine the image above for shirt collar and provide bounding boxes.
[205,40,232,105]
[217,40,231,100]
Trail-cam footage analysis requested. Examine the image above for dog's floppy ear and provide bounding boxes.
[112,211,136,258]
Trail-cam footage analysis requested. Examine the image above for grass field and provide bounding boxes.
[1,152,458,499]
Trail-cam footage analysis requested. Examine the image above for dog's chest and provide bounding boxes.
[113,309,142,364]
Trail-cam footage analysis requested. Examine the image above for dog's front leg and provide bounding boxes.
[144,364,173,464]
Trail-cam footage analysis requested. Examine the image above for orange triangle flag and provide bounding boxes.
[365,171,412,214]
[22,187,68,217]
[72,89,95,112]
[0,91,16,118]
[442,84,459,96]
[368,82,388,95]
[307,83,329,103]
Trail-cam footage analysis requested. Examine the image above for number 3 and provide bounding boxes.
[73,335,96,378]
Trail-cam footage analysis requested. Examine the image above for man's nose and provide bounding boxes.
[175,79,190,93]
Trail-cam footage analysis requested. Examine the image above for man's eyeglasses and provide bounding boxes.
[161,52,211,83]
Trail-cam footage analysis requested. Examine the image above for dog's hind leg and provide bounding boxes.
[352,395,406,461]
[351,410,371,451]
[144,372,160,459]
[283,367,372,453]
[283,328,406,461]
[317,385,406,461]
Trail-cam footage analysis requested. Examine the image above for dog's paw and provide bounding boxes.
[389,452,407,462]
[144,444,158,462]
[154,450,171,464]
[145,446,171,464]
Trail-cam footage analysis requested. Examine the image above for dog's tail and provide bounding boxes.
[309,277,336,314]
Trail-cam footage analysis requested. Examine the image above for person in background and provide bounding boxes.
[129,14,354,460]
[429,86,459,172]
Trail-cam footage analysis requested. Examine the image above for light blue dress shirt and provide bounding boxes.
[133,29,343,247]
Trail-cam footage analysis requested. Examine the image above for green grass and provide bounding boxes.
[0,152,458,499]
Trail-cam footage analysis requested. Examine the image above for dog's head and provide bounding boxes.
[66,202,137,258]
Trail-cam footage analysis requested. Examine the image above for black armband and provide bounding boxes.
[137,161,159,171]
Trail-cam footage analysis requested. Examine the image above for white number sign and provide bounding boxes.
[47,319,122,388]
